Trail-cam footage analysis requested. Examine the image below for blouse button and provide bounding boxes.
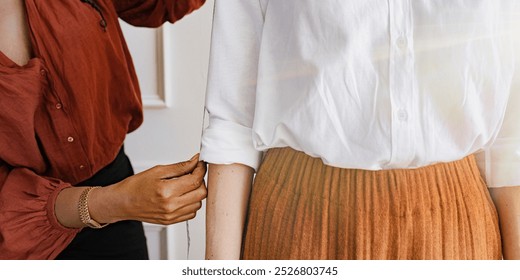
[40,69,46,76]
[55,103,63,110]
[79,165,85,170]
[396,37,407,50]
[397,110,408,121]
[67,136,75,143]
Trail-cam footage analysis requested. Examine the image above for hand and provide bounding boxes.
[90,154,207,225]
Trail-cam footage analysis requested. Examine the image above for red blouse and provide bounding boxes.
[0,0,205,259]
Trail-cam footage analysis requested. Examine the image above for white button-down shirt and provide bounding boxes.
[200,0,520,188]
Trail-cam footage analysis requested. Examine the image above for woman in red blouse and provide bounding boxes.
[0,0,207,259]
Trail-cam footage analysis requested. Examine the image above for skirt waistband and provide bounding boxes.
[258,147,484,190]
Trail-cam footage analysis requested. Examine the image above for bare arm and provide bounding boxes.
[205,163,254,260]
[489,186,520,259]
[55,155,207,228]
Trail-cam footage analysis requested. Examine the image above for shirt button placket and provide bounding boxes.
[388,0,415,167]
[67,137,88,172]
[42,64,89,175]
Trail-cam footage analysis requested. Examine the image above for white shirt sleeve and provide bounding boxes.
[479,15,520,188]
[200,0,265,170]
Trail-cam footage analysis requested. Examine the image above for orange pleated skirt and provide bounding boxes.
[241,148,502,259]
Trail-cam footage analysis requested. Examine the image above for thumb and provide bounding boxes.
[159,154,200,180]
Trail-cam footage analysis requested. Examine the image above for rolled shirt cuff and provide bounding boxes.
[200,120,262,171]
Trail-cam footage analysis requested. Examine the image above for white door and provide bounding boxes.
[120,0,214,260]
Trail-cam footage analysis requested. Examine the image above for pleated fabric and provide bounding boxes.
[241,148,502,260]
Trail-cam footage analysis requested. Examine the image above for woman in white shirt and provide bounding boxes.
[201,0,520,259]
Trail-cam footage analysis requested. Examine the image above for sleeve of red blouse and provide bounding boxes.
[113,0,206,27]
[0,163,80,260]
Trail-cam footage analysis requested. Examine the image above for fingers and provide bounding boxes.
[179,180,207,204]
[156,154,200,179]
[169,212,199,224]
[167,201,203,223]
[160,161,207,196]
[137,182,205,225]
[191,160,207,181]
[162,178,207,208]
[143,172,206,225]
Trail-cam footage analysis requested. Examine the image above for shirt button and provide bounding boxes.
[67,136,74,143]
[397,110,408,121]
[40,69,46,76]
[55,103,63,110]
[396,37,407,50]
[79,165,85,170]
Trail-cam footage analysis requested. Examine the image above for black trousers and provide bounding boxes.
[56,146,149,260]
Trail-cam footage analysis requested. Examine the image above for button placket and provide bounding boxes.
[388,0,416,167]
[39,61,91,176]
[41,68,66,113]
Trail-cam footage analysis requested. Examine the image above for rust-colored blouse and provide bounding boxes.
[0,0,205,259]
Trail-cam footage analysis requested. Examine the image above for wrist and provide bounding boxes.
[88,183,126,224]
[78,187,109,228]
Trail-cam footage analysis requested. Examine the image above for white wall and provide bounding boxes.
[120,0,214,260]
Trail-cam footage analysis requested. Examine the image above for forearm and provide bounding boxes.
[489,185,520,259]
[205,163,254,260]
